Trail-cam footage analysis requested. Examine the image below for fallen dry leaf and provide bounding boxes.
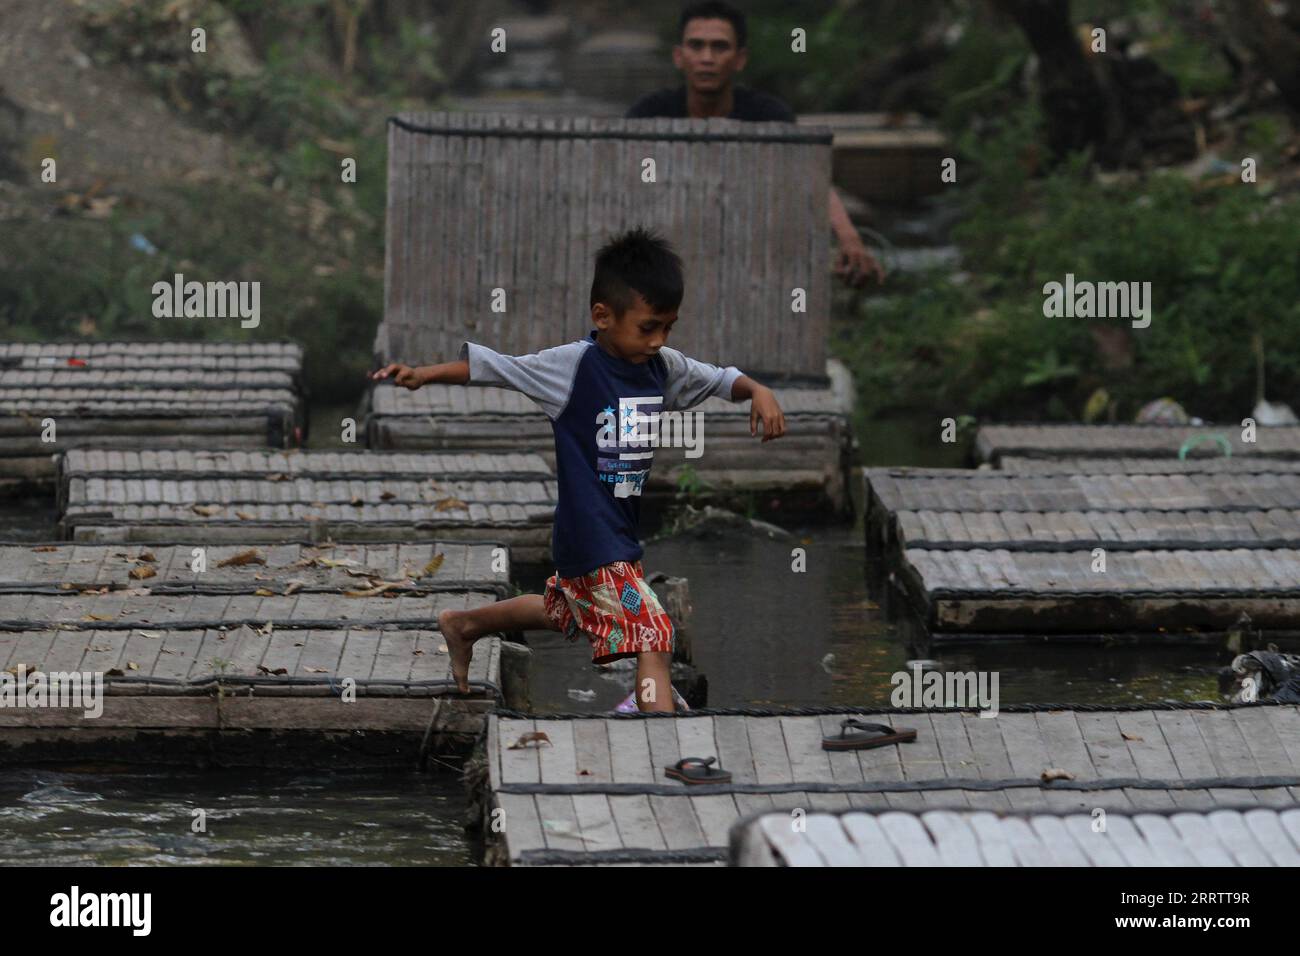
[257,665,288,676]
[129,565,156,580]
[344,583,397,598]
[422,553,445,577]
[32,545,58,553]
[303,666,329,673]
[380,490,396,501]
[507,731,552,750]
[136,550,157,563]
[253,588,276,597]
[135,630,161,638]
[127,662,140,671]
[434,497,468,511]
[82,614,113,622]
[349,496,364,507]
[266,472,288,482]
[284,580,305,595]
[318,557,360,569]
[1040,768,1075,783]
[235,511,255,520]
[1121,732,1143,742]
[217,549,265,568]
[192,504,221,516]
[119,587,151,597]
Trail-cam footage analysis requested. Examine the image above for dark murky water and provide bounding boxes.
[525,523,1223,713]
[0,767,475,866]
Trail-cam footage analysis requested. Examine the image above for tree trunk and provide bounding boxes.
[1220,0,1300,112]
[991,0,1122,161]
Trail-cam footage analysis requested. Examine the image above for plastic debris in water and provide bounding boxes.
[129,233,158,255]
[1135,397,1189,425]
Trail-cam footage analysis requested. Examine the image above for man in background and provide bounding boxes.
[627,1,886,288]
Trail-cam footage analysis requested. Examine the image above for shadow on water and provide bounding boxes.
[0,766,477,866]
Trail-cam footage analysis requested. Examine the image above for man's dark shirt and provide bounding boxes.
[625,86,795,122]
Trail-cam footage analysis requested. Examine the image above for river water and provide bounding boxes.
[0,420,1225,865]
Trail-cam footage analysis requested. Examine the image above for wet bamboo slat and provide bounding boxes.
[734,807,1300,867]
[483,709,1300,866]
[977,424,1300,464]
[0,341,306,489]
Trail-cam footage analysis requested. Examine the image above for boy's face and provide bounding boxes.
[672,17,747,95]
[592,294,677,364]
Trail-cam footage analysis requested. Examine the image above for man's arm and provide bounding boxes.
[829,189,886,288]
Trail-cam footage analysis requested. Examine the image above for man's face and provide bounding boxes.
[593,294,677,364]
[672,17,747,94]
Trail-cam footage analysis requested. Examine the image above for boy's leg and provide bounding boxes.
[439,595,553,693]
[634,651,675,713]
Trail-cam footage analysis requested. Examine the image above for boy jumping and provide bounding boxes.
[371,227,786,712]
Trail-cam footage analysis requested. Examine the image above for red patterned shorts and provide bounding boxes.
[543,559,676,665]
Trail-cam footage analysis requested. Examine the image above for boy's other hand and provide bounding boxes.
[371,363,425,390]
[750,387,786,442]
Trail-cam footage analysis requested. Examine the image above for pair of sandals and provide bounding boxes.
[663,720,917,785]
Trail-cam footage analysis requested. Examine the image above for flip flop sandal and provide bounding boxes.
[664,756,731,785]
[822,718,917,751]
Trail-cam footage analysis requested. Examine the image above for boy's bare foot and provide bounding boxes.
[438,608,475,694]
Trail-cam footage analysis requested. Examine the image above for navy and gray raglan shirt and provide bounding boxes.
[458,332,743,578]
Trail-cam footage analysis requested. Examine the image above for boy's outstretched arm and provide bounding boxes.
[371,359,469,390]
[730,374,786,442]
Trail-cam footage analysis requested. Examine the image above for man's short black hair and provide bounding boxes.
[590,227,684,318]
[679,1,747,49]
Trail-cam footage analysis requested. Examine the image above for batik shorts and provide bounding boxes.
[543,559,676,665]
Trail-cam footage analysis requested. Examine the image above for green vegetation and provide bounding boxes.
[4,0,1296,427]
[834,96,1300,423]
[1,0,432,400]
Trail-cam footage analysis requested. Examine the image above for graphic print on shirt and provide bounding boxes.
[596,394,663,498]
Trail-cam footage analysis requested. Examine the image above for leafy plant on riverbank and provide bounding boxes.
[836,97,1300,424]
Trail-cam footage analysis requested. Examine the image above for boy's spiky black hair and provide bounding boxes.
[680,1,747,49]
[589,227,684,318]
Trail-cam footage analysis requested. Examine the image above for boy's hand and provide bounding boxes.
[371,363,426,390]
[749,387,786,442]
